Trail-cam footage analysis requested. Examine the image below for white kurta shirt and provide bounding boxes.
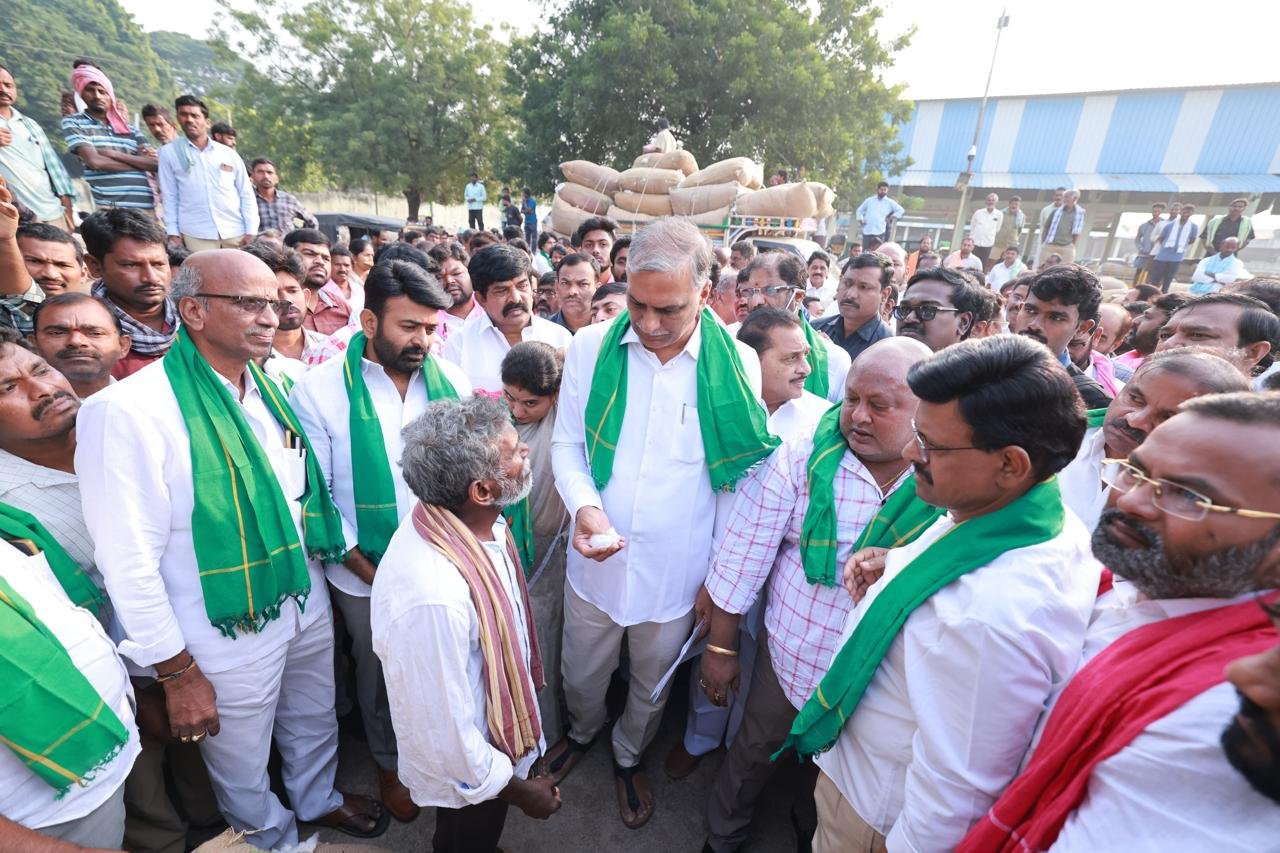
[553,317,764,626]
[443,310,572,396]
[0,542,140,830]
[75,359,330,675]
[816,509,1100,851]
[370,515,541,808]
[816,336,851,404]
[288,352,472,596]
[969,207,1004,246]
[768,390,830,443]
[1042,581,1280,851]
[1058,427,1108,532]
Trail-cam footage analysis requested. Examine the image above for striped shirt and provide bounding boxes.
[60,111,154,210]
[704,432,905,709]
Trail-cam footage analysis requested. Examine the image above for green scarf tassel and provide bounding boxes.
[800,320,830,399]
[1086,406,1108,429]
[164,328,346,637]
[0,502,103,614]
[344,331,459,564]
[781,478,1065,759]
[0,576,128,794]
[502,498,536,577]
[584,309,779,493]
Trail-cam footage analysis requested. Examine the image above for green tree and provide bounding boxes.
[214,0,517,206]
[0,0,174,135]
[149,30,246,98]
[506,0,912,203]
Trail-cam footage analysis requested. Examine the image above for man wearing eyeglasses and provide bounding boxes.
[1058,348,1249,532]
[811,254,894,366]
[797,334,1098,852]
[894,267,984,353]
[77,249,388,848]
[961,392,1280,852]
[734,251,850,403]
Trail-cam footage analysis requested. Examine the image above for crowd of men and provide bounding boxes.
[1,60,1280,853]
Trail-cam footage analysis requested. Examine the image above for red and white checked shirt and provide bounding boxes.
[705,434,909,709]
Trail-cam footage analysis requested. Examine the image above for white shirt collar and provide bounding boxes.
[619,313,704,361]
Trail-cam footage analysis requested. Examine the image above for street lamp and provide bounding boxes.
[950,11,1010,251]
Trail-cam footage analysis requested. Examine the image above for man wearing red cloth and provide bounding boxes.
[960,391,1280,852]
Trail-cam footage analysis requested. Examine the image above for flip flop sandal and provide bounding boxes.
[311,794,391,839]
[613,761,654,830]
[546,735,594,785]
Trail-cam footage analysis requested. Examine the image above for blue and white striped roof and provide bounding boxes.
[891,84,1280,194]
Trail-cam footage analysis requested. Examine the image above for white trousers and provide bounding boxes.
[199,611,344,850]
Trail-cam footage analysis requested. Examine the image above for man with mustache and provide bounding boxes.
[548,219,775,829]
[77,250,386,847]
[30,293,130,398]
[17,223,86,296]
[370,398,560,852]
[1008,263,1111,409]
[1112,292,1188,381]
[960,393,1280,852]
[698,337,929,853]
[240,242,327,385]
[1156,292,1280,379]
[283,228,351,336]
[810,254,894,364]
[1058,348,1249,531]
[429,242,483,345]
[548,252,598,335]
[735,251,850,403]
[443,243,571,396]
[80,209,174,379]
[796,334,1098,852]
[893,266,983,352]
[290,260,471,821]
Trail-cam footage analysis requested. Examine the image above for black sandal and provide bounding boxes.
[546,735,594,784]
[613,761,655,829]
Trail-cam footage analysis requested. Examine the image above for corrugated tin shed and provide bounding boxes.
[891,83,1280,194]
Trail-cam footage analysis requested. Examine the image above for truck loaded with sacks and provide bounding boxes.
[546,151,836,245]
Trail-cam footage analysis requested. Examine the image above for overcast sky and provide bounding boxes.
[119,0,1279,99]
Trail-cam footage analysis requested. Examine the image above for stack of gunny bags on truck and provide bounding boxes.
[547,153,835,235]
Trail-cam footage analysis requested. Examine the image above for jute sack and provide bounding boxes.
[678,157,763,190]
[560,160,621,195]
[678,204,733,226]
[617,167,684,194]
[734,182,818,218]
[550,193,593,236]
[632,150,699,176]
[807,182,836,218]
[669,182,745,216]
[611,190,673,217]
[558,182,613,215]
[606,204,655,224]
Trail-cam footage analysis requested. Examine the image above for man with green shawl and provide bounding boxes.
[76,250,387,849]
[788,335,1099,852]
[732,251,850,404]
[547,218,776,829]
[0,540,140,849]
[290,258,471,822]
[696,337,930,853]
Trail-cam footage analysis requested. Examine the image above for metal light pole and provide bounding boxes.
[950,10,1010,250]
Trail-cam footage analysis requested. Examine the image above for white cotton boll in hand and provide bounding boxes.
[589,529,622,549]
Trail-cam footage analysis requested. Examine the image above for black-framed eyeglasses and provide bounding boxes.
[196,294,289,315]
[895,303,960,322]
[911,418,981,464]
[1101,458,1280,523]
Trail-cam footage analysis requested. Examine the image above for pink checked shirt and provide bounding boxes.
[705,433,908,709]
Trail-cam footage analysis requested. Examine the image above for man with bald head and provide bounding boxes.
[76,250,387,848]
[699,337,931,853]
[875,242,907,289]
[1058,348,1250,530]
[1190,236,1248,294]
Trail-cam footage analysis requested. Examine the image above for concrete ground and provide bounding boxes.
[309,662,806,853]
